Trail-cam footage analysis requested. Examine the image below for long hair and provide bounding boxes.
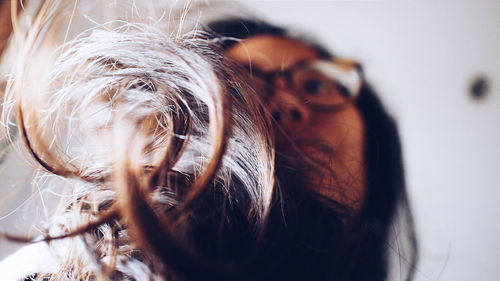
[1,2,416,281]
[2,2,276,279]
[206,18,419,281]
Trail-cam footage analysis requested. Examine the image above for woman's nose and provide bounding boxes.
[269,78,311,129]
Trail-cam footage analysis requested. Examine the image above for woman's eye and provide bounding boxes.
[302,79,329,95]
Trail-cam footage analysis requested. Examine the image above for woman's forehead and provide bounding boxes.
[225,35,318,72]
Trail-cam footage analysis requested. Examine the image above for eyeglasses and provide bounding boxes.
[245,58,364,112]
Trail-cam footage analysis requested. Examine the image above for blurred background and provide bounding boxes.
[1,0,499,280]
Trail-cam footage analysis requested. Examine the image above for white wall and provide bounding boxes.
[241,0,500,280]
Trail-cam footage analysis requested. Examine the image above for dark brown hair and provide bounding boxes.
[205,17,419,281]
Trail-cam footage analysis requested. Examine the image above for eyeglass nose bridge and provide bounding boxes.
[259,69,311,126]
[265,70,293,90]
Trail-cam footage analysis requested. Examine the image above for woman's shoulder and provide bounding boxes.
[0,242,61,281]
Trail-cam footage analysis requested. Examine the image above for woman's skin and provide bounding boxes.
[226,35,366,210]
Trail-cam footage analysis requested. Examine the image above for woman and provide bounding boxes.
[206,18,418,281]
[0,2,417,281]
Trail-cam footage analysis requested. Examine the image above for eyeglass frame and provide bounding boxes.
[242,57,365,113]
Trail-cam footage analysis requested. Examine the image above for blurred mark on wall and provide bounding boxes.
[469,75,490,101]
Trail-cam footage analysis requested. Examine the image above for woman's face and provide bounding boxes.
[226,35,366,210]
